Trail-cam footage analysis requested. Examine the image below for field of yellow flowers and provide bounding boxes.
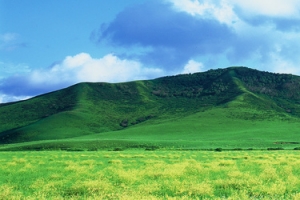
[1,150,300,199]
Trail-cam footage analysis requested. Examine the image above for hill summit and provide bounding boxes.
[1,67,300,150]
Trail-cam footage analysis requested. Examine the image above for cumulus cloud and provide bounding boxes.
[231,0,300,18]
[48,53,162,83]
[232,1,300,32]
[181,60,204,74]
[169,0,213,16]
[170,0,300,20]
[0,53,163,100]
[170,0,238,25]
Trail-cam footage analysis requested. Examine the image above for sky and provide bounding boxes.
[1,0,300,103]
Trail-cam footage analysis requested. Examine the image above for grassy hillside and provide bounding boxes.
[1,67,300,150]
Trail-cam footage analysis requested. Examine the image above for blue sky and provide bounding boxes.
[1,0,300,103]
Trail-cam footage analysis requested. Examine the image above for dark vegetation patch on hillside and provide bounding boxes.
[234,67,300,115]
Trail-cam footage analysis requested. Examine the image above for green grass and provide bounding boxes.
[1,150,300,199]
[1,105,299,151]
[1,92,300,151]
[1,67,300,150]
[74,105,300,149]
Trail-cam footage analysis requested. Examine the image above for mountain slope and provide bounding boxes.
[1,67,300,149]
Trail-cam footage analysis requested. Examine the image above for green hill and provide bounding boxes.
[1,67,300,150]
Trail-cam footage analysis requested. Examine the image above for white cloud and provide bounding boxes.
[170,0,300,19]
[169,0,239,26]
[61,53,92,69]
[76,53,143,82]
[181,60,204,74]
[30,52,164,85]
[230,0,300,18]
[212,1,238,24]
[0,93,31,104]
[170,0,212,16]
[168,0,300,31]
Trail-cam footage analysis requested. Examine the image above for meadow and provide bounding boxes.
[1,150,300,199]
[1,62,300,200]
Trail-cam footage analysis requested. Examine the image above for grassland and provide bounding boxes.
[1,150,300,199]
[1,103,300,151]
[1,67,300,199]
[1,67,300,151]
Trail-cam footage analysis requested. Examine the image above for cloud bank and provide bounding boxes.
[92,0,300,75]
[93,1,234,68]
